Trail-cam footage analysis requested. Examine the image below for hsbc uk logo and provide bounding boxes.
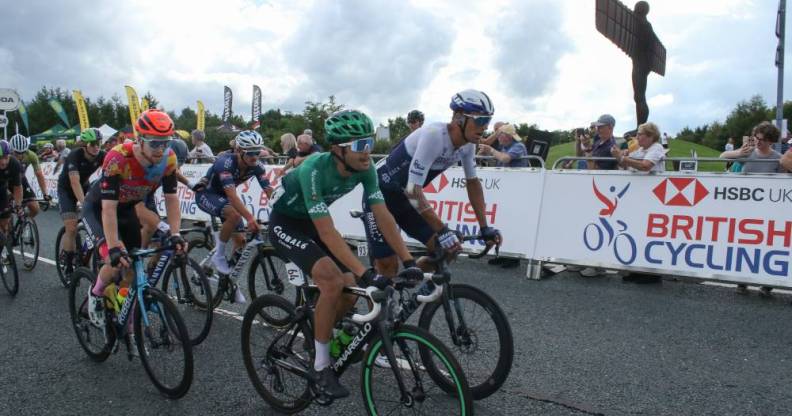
[652,178,709,207]
[423,174,449,193]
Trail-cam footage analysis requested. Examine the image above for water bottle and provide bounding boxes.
[103,283,119,312]
[330,322,359,359]
[116,287,129,310]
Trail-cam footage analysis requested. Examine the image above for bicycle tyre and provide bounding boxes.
[161,256,214,346]
[361,324,473,415]
[68,267,115,362]
[135,287,194,399]
[247,250,299,305]
[1,239,19,296]
[55,226,70,287]
[19,219,39,270]
[418,283,514,400]
[241,294,313,414]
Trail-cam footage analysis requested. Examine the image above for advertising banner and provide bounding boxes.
[17,99,29,134]
[48,99,70,127]
[252,85,261,129]
[222,86,233,126]
[533,171,792,285]
[141,97,149,112]
[197,100,205,131]
[125,86,141,137]
[0,88,20,111]
[72,90,90,131]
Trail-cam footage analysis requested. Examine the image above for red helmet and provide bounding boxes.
[136,109,174,137]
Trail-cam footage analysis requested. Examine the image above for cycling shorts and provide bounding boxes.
[269,210,349,276]
[82,198,142,261]
[195,189,244,232]
[362,189,434,259]
[57,185,79,220]
[21,176,35,202]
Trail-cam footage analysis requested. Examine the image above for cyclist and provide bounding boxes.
[193,130,272,275]
[83,109,185,328]
[0,141,24,237]
[56,128,106,274]
[364,89,502,277]
[9,133,51,219]
[268,110,422,399]
[407,109,424,132]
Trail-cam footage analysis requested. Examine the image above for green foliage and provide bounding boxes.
[387,116,410,143]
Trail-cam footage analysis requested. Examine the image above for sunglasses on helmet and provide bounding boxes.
[339,137,374,153]
[463,114,492,127]
[141,135,171,149]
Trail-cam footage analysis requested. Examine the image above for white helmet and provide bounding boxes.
[449,89,495,115]
[234,130,264,150]
[9,134,30,153]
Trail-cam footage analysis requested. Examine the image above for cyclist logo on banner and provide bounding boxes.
[583,179,637,265]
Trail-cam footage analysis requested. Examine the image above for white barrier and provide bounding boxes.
[26,161,792,286]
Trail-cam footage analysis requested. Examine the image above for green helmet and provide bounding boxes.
[324,110,374,144]
[80,128,102,143]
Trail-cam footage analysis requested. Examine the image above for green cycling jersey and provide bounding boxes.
[272,152,384,220]
[15,150,40,172]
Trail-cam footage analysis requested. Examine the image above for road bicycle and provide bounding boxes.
[241,272,474,415]
[55,218,101,287]
[350,210,514,400]
[0,226,19,296]
[68,243,194,399]
[10,199,49,271]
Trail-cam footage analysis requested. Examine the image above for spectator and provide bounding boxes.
[611,122,665,173]
[480,121,507,149]
[660,131,669,149]
[169,135,189,166]
[281,133,297,159]
[587,114,618,170]
[407,110,425,132]
[188,129,214,163]
[303,128,313,137]
[781,146,792,172]
[720,121,783,174]
[724,137,735,152]
[295,133,322,160]
[39,143,57,162]
[565,128,592,169]
[477,123,528,167]
[103,133,120,152]
[55,139,70,171]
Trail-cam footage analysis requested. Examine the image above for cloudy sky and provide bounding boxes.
[0,0,787,135]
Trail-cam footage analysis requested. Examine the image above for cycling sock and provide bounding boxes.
[214,233,227,257]
[91,278,108,297]
[314,341,331,371]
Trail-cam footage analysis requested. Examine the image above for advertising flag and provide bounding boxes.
[17,100,29,134]
[72,90,90,131]
[141,97,149,112]
[252,85,261,130]
[48,99,71,127]
[125,85,141,137]
[197,100,205,131]
[222,86,233,126]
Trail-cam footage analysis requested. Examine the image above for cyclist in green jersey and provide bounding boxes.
[9,134,51,218]
[268,110,423,399]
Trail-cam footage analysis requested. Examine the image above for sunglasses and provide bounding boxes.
[141,136,171,150]
[86,141,100,147]
[241,150,261,158]
[13,151,25,155]
[463,114,492,127]
[339,137,374,153]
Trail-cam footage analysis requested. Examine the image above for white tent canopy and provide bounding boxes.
[97,124,117,142]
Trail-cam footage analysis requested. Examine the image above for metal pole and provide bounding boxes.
[776,0,786,143]
[2,110,5,140]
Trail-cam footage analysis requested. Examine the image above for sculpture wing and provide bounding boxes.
[595,0,666,76]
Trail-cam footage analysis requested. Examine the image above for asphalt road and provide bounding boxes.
[1,210,791,415]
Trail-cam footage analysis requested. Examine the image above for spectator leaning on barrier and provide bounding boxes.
[477,123,528,167]
[587,114,618,170]
[720,121,783,174]
[611,122,665,173]
[54,139,70,171]
[480,121,507,149]
[188,129,214,163]
[724,137,735,152]
[39,143,57,162]
[294,133,322,165]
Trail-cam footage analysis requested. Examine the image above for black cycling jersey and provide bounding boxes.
[0,157,23,190]
[57,147,106,192]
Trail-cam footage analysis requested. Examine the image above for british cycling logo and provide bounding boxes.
[582,179,637,265]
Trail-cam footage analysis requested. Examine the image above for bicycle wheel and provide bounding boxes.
[18,219,39,270]
[1,239,19,296]
[68,267,115,362]
[418,283,514,400]
[248,250,299,305]
[55,226,70,287]
[135,287,194,399]
[187,237,224,307]
[161,256,214,346]
[361,324,473,415]
[241,294,313,414]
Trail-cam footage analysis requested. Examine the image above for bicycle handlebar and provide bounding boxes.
[462,234,500,259]
[415,272,446,303]
[350,286,385,323]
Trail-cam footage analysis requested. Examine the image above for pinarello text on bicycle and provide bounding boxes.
[332,322,371,372]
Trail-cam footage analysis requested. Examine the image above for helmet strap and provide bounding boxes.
[332,147,361,174]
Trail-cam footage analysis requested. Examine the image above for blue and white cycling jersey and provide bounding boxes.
[377,122,477,192]
[201,150,271,194]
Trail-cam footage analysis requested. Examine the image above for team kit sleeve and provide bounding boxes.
[28,151,41,171]
[297,161,329,219]
[161,150,179,194]
[254,162,271,190]
[99,151,124,201]
[362,163,385,206]
[66,149,82,174]
[217,155,237,189]
[406,128,442,187]
[461,145,478,179]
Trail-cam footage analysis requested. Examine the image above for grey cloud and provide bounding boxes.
[283,1,454,115]
[488,1,572,107]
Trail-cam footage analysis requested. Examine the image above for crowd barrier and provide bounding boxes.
[26,157,792,288]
